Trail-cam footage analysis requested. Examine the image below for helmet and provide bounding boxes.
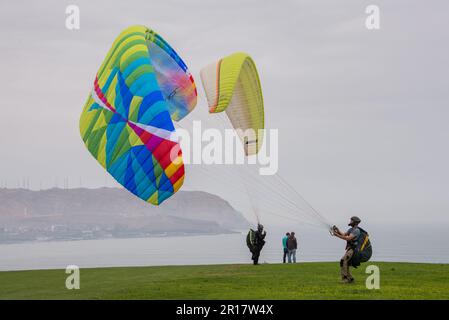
[348,216,361,226]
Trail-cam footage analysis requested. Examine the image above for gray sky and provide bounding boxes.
[0,0,448,225]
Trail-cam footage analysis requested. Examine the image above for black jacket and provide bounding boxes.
[254,230,266,248]
[287,236,297,250]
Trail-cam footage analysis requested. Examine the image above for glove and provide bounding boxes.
[332,225,339,234]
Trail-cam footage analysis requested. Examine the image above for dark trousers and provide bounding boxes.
[252,250,260,265]
[283,248,288,263]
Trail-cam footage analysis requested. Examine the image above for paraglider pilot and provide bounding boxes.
[249,224,266,265]
[331,216,362,283]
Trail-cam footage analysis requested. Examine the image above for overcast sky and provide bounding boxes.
[0,0,448,225]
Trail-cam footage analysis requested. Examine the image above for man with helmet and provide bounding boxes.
[332,216,362,283]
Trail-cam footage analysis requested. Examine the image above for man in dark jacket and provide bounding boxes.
[287,232,298,263]
[332,216,362,283]
[251,224,266,265]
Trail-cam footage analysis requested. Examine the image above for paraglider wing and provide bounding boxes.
[200,52,264,155]
[79,26,197,205]
[198,53,333,231]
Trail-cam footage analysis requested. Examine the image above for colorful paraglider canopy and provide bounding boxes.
[200,52,264,156]
[79,25,197,205]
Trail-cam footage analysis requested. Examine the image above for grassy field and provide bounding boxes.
[0,262,448,299]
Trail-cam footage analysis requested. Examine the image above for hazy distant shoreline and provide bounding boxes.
[0,188,249,244]
[0,229,243,245]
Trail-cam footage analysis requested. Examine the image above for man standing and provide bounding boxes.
[287,232,297,263]
[332,216,362,283]
[282,232,290,263]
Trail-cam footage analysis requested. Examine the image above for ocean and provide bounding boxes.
[0,224,448,271]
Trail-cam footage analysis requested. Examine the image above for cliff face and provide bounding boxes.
[0,188,249,243]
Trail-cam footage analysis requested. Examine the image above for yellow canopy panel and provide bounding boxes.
[200,52,264,156]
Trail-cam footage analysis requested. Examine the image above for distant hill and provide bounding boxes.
[0,188,249,243]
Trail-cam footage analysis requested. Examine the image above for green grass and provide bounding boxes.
[0,262,448,299]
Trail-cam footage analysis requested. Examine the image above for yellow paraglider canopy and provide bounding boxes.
[200,52,264,155]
